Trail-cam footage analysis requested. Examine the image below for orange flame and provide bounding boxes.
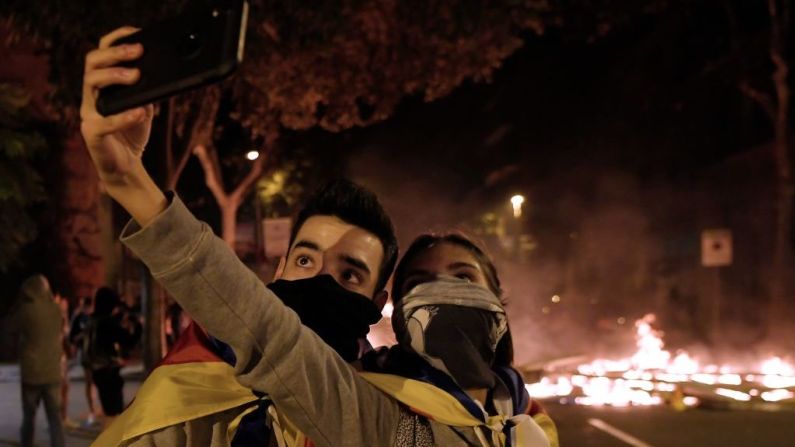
[525,313,795,407]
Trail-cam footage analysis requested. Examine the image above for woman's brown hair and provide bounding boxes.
[391,232,515,367]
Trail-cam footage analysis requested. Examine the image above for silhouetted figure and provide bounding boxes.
[84,287,141,426]
[13,274,66,447]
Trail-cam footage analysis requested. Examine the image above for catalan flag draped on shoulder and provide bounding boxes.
[103,196,556,447]
[360,345,558,447]
[94,322,556,447]
[92,322,262,446]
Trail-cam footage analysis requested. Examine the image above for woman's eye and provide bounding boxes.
[455,273,474,282]
[296,255,313,268]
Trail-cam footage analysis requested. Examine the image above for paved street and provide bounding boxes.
[0,364,141,447]
[3,363,795,447]
[546,401,795,447]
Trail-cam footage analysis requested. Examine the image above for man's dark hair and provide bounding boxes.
[81,296,93,308]
[289,179,398,293]
[94,287,120,317]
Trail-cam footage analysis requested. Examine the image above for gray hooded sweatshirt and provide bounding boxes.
[15,275,64,385]
[115,196,547,447]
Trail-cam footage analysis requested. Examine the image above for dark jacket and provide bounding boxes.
[85,313,140,371]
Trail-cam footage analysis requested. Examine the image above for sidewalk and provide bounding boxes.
[0,363,142,447]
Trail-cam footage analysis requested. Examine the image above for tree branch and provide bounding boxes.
[168,87,222,191]
[166,144,194,190]
[209,145,225,186]
[768,0,792,181]
[769,0,789,80]
[193,144,229,207]
[739,81,776,122]
[230,155,265,205]
[187,86,221,148]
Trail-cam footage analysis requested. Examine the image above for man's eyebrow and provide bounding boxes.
[448,261,480,271]
[341,254,371,276]
[293,240,321,251]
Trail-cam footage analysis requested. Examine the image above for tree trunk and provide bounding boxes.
[54,132,104,299]
[740,0,793,337]
[768,0,793,334]
[221,198,241,248]
[193,143,265,252]
[141,97,183,370]
[140,261,165,371]
[139,90,223,370]
[99,193,120,289]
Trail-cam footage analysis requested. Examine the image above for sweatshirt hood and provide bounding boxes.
[19,274,53,303]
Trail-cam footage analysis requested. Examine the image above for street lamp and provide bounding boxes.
[510,194,525,218]
[247,150,263,266]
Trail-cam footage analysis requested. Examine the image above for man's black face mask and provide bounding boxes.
[267,275,382,362]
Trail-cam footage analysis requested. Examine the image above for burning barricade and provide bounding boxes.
[524,314,795,410]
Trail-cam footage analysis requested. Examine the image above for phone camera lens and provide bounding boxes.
[178,31,203,60]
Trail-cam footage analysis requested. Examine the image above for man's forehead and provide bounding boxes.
[292,215,383,261]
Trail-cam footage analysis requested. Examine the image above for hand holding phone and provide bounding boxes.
[96,0,248,116]
[80,26,164,227]
[81,26,153,180]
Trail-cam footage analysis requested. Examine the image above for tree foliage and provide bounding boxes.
[2,0,550,136]
[544,0,670,41]
[0,83,47,272]
[2,0,552,248]
[234,0,548,138]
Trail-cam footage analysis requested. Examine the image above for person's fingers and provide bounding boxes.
[81,46,143,118]
[81,26,141,118]
[84,67,140,91]
[81,108,146,139]
[85,45,143,71]
[142,104,155,120]
[99,26,140,49]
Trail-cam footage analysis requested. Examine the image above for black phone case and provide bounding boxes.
[96,0,247,116]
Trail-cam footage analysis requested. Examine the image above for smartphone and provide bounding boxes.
[96,0,249,116]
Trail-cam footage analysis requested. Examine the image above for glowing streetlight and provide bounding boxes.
[510,194,525,218]
[246,150,260,161]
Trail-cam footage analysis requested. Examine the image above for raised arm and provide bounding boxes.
[80,28,400,447]
[119,197,400,446]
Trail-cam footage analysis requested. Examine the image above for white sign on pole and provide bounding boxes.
[263,218,292,258]
[701,229,732,267]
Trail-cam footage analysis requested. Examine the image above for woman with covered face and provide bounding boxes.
[360,233,559,447]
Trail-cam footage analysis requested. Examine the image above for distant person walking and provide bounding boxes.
[13,274,66,447]
[84,287,140,426]
[69,295,97,421]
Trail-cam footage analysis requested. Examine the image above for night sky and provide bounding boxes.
[318,5,789,360]
[327,6,769,240]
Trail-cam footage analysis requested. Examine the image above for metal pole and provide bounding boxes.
[254,188,263,267]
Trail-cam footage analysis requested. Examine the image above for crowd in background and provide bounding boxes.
[9,274,142,447]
